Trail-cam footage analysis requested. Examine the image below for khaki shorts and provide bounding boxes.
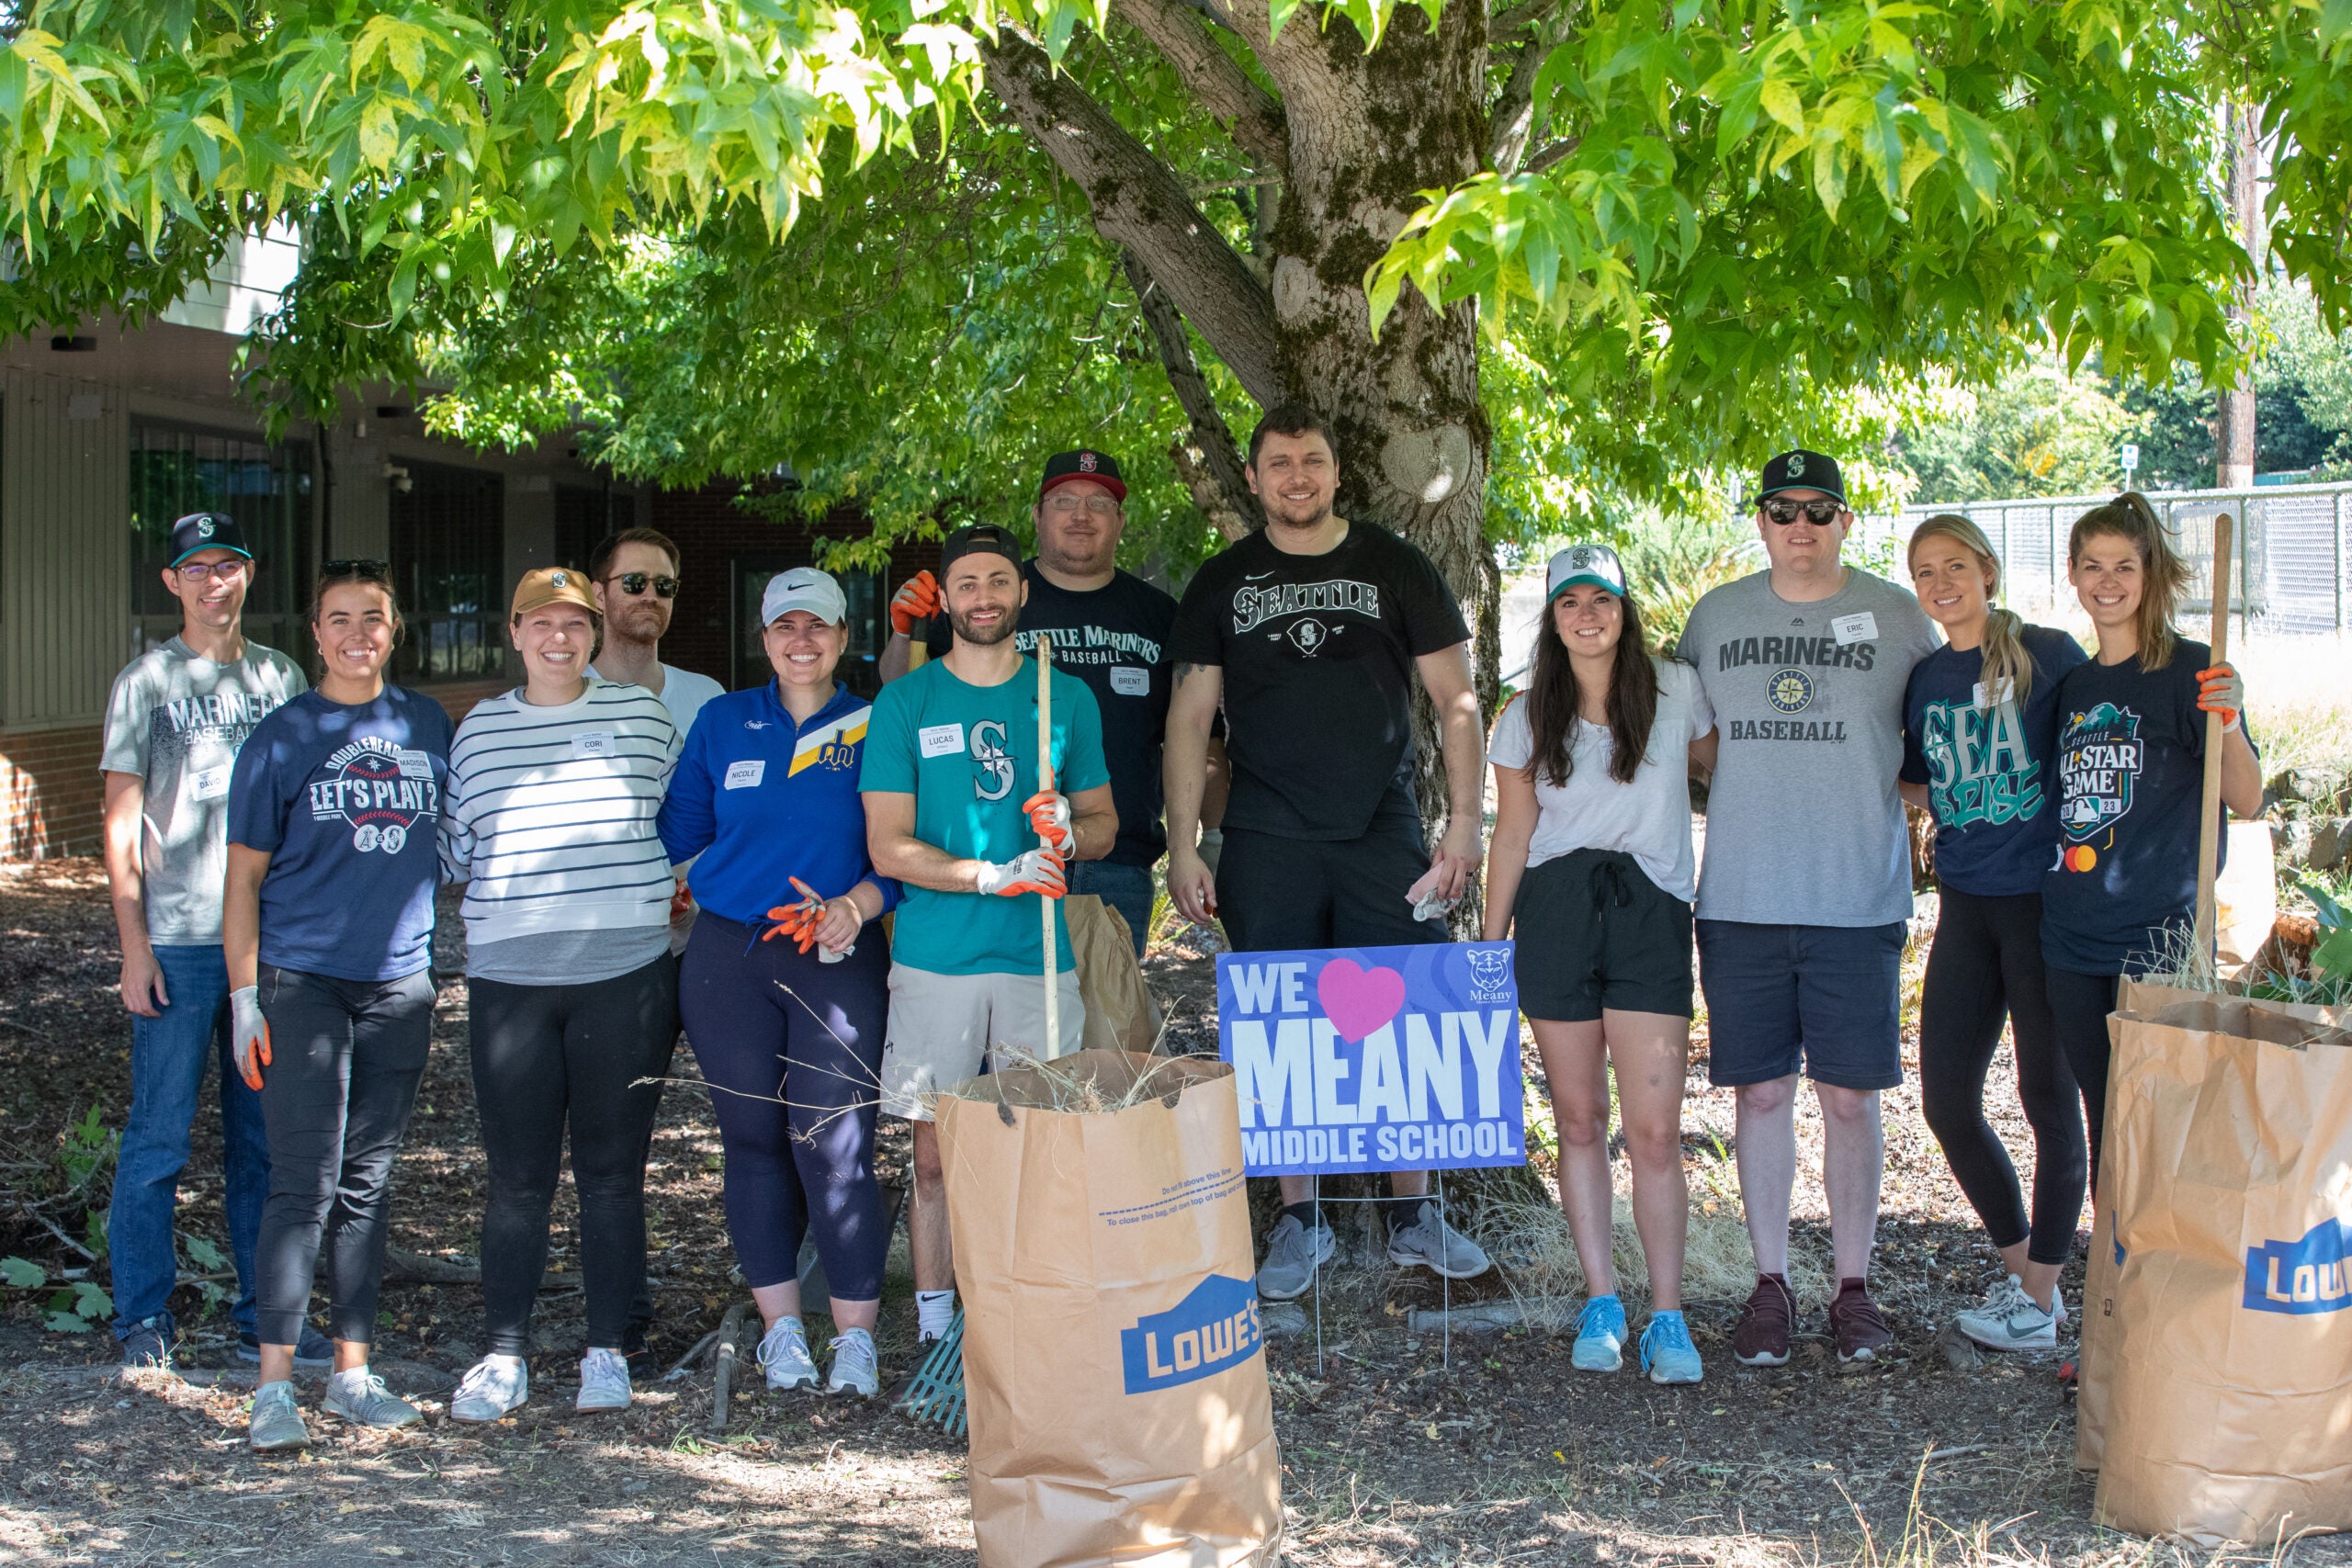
[879,964,1085,1121]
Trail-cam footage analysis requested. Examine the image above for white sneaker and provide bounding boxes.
[826,1328,879,1397]
[576,1348,632,1412]
[1385,1201,1493,1280]
[1954,1273,2059,1351]
[449,1355,529,1423]
[758,1317,819,1392]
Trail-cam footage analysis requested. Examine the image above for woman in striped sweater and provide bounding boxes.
[437,567,681,1421]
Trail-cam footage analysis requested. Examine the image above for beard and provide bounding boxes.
[949,604,1019,647]
[1264,493,1334,529]
[607,601,670,644]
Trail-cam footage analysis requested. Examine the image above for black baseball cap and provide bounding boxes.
[939,523,1024,576]
[1038,448,1126,502]
[167,513,254,568]
[1749,450,1848,508]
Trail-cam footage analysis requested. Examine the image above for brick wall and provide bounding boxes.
[0,724,105,859]
[421,680,509,728]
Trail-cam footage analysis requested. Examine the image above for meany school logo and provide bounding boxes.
[2243,1219,2351,1314]
[1464,947,1511,1002]
[1119,1274,1264,1393]
[307,736,438,853]
[2056,702,2142,840]
[1917,695,2041,829]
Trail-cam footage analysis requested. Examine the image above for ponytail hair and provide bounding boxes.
[1908,513,2035,705]
[2067,491,2188,671]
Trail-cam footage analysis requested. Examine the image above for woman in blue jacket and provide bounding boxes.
[658,568,898,1399]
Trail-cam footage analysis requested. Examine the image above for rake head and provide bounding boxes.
[891,1306,967,1438]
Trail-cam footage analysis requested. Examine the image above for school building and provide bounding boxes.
[1,234,934,860]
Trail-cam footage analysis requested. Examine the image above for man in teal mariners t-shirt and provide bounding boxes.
[862,521,1115,1341]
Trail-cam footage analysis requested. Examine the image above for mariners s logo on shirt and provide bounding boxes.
[307,736,439,853]
[1766,668,1813,714]
[969,719,1013,801]
[2055,702,2142,863]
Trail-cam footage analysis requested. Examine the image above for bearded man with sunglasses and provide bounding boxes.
[1677,450,1937,1370]
[100,512,313,1371]
[590,527,724,743]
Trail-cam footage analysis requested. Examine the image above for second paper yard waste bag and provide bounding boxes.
[937,1050,1283,1568]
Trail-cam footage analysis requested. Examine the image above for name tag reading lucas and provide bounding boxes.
[724,759,766,790]
[919,723,966,759]
[1830,612,1878,646]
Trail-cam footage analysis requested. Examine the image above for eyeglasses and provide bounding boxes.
[175,558,252,582]
[1762,499,1847,526]
[321,558,392,580]
[607,572,679,598]
[1044,494,1121,517]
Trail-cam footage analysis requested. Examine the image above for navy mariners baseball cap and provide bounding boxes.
[1039,448,1126,502]
[939,523,1024,576]
[1749,449,1849,508]
[167,512,254,568]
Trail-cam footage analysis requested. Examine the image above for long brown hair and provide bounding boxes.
[1524,586,1659,787]
[2068,491,2188,671]
[1907,513,2036,704]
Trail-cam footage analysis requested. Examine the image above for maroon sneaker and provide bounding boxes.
[1732,1274,1796,1366]
[1829,1279,1893,1366]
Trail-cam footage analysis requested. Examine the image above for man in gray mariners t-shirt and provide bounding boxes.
[1678,451,1937,1371]
[99,513,308,1371]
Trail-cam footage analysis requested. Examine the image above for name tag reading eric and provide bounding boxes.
[1109,666,1150,697]
[919,723,966,759]
[1830,612,1878,646]
[724,759,766,790]
[187,766,232,803]
[571,731,616,761]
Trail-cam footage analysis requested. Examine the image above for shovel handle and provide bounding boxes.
[2192,512,2233,966]
[1037,635,1060,1058]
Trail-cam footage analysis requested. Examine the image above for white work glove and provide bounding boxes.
[974,847,1068,899]
[230,985,271,1090]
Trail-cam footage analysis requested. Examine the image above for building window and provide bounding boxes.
[390,459,505,682]
[129,422,313,658]
[553,484,631,576]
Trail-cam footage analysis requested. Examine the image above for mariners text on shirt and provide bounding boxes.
[1713,635,1880,671]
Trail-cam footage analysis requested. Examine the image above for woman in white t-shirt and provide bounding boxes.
[1483,543,1715,1386]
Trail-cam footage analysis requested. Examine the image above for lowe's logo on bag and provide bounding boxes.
[2243,1219,2352,1315]
[1120,1274,1263,1393]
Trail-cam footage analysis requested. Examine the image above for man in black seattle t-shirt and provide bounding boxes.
[1166,403,1493,1301]
[881,448,1225,955]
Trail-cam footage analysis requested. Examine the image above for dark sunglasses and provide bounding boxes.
[607,572,679,598]
[321,558,392,580]
[1762,499,1846,526]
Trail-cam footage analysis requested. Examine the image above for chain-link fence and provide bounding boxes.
[1858,479,2352,634]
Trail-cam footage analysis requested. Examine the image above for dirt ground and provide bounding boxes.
[1,857,2343,1568]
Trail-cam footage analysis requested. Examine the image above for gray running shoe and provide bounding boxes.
[1385,1202,1493,1280]
[248,1381,311,1452]
[120,1316,175,1373]
[323,1366,423,1429]
[826,1328,879,1397]
[1954,1273,2058,1351]
[448,1355,529,1423]
[758,1316,819,1392]
[576,1348,631,1412]
[1255,1214,1336,1302]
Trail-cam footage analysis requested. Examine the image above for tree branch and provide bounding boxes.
[1122,247,1260,540]
[1113,0,1289,175]
[1491,0,1564,39]
[1487,36,1548,173]
[1524,135,1580,175]
[981,28,1285,407]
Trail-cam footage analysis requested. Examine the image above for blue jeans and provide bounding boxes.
[107,944,268,1339]
[1072,860,1156,959]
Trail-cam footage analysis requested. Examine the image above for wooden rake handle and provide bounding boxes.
[1036,634,1061,1057]
[2192,512,2233,967]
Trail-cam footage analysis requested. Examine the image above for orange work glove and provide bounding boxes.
[889,571,940,638]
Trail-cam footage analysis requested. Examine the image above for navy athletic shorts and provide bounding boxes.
[1695,919,1907,1090]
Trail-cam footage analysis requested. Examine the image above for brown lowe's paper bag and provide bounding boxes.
[2084,985,2352,1545]
[936,1050,1282,1568]
[2215,821,2279,974]
[1067,894,1164,1055]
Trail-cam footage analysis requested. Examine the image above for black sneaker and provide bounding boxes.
[239,1325,336,1369]
[624,1333,657,1381]
[120,1317,175,1372]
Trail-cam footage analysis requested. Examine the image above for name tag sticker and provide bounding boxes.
[1109,666,1150,697]
[919,723,966,759]
[1831,612,1878,646]
[1973,678,2016,710]
[724,759,766,790]
[188,766,232,803]
[571,731,617,761]
[395,749,435,780]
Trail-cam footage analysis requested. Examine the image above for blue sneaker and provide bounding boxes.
[1571,1294,1627,1372]
[1640,1310,1703,1385]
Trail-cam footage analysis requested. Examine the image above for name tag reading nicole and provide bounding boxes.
[724,759,766,790]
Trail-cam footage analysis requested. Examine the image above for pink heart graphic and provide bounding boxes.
[1317,959,1408,1043]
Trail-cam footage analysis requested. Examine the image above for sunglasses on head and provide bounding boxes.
[608,571,679,598]
[1762,498,1846,526]
[321,558,392,580]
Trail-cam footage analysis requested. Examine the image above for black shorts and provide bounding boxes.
[1217,822,1448,953]
[1510,850,1693,1021]
[1695,919,1907,1090]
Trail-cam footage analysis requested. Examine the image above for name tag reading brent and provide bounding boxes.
[1109,666,1150,697]
[724,759,766,790]
[1830,612,1878,646]
[571,731,617,760]
[919,723,966,759]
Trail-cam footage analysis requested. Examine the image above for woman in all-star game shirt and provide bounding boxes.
[1898,514,2088,1354]
[221,562,453,1452]
[2040,493,2261,1181]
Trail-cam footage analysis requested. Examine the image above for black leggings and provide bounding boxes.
[2046,966,2122,1187]
[469,954,678,1358]
[1917,890,2086,1266]
[679,913,888,1301]
[255,964,435,1347]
